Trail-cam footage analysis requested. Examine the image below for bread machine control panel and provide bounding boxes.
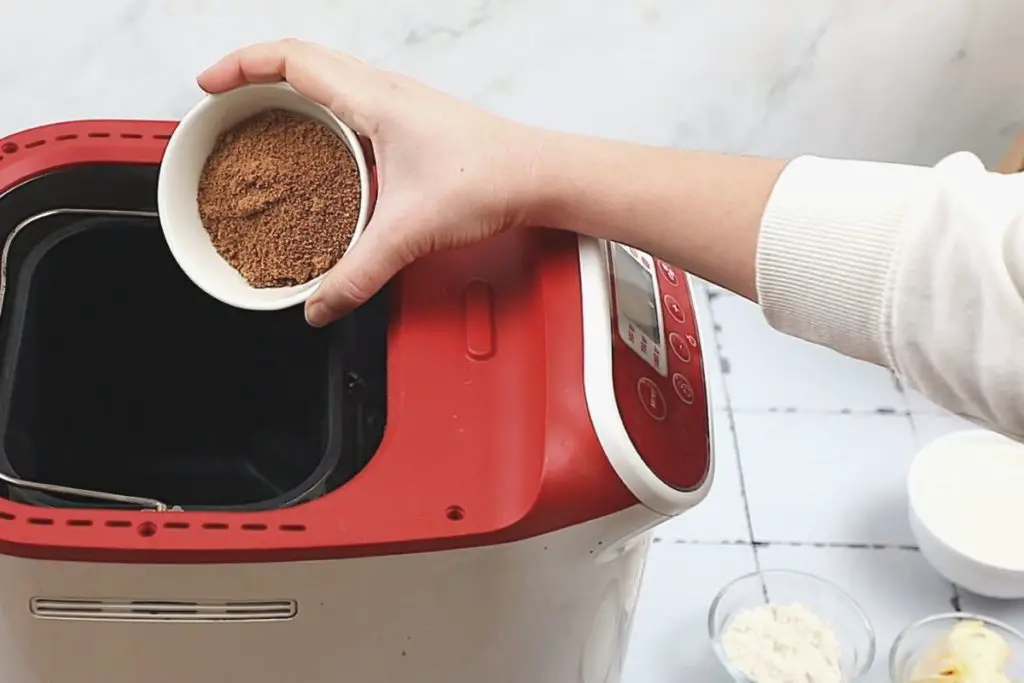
[606,243,710,491]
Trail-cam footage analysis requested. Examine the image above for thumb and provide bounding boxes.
[304,211,413,327]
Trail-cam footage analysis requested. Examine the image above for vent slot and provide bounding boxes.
[30,597,297,622]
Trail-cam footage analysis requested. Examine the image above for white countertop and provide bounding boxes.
[627,285,993,683]
[5,2,1024,682]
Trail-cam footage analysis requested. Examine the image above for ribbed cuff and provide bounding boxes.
[756,156,932,366]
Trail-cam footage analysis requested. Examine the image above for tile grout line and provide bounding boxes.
[950,584,963,611]
[731,408,914,416]
[704,287,763,582]
[652,537,920,551]
[727,405,949,417]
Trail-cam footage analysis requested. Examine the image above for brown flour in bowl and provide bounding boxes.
[197,109,361,288]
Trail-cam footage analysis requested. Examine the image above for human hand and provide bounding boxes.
[198,39,543,327]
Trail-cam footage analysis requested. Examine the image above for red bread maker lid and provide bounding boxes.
[0,120,637,564]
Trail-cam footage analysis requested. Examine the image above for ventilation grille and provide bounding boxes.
[30,597,297,622]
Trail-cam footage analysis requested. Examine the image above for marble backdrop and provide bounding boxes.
[3,0,1024,166]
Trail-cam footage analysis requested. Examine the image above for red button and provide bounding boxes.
[686,333,698,348]
[637,378,667,421]
[672,373,695,405]
[669,332,691,363]
[658,261,679,287]
[664,295,684,323]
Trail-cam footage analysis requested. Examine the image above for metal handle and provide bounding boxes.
[0,209,181,512]
[0,470,176,511]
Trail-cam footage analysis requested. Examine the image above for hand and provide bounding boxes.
[198,39,543,327]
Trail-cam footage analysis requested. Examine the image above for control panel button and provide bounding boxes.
[668,332,691,363]
[658,260,679,287]
[663,294,684,323]
[672,373,695,405]
[686,333,698,348]
[637,378,667,421]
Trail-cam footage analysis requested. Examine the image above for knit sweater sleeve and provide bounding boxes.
[756,152,1024,438]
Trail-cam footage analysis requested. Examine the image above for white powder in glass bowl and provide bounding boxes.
[721,602,843,683]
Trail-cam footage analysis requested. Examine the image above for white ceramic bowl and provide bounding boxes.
[908,429,1024,598]
[157,83,371,310]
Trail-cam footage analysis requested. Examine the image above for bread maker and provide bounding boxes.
[0,120,713,683]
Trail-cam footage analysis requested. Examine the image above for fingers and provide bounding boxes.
[305,211,414,327]
[197,39,375,133]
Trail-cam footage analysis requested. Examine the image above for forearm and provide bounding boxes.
[522,128,1024,438]
[523,129,787,300]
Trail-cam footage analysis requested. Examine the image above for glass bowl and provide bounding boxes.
[708,569,876,682]
[889,612,1024,683]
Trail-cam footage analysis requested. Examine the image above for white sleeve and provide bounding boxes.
[756,152,1024,438]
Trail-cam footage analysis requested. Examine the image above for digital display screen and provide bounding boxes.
[612,245,660,345]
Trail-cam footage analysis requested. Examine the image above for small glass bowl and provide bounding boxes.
[889,612,1024,683]
[708,569,876,682]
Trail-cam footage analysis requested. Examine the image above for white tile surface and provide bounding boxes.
[958,592,1024,634]
[758,546,956,683]
[622,543,757,683]
[713,294,908,413]
[653,411,750,543]
[736,412,920,545]
[904,387,949,414]
[911,412,983,448]
[691,283,730,411]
